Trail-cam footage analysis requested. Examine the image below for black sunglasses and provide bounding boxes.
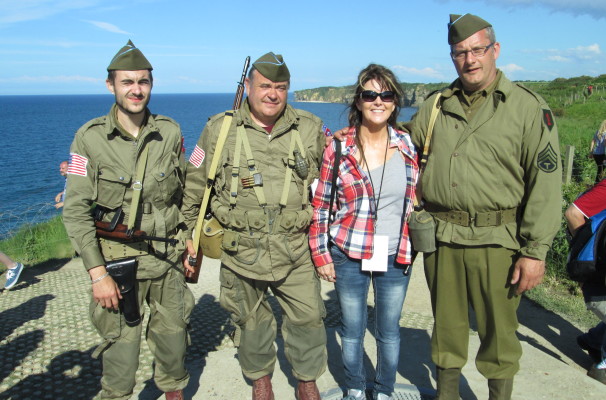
[359,90,396,102]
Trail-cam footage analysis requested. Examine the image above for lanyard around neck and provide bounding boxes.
[359,131,389,219]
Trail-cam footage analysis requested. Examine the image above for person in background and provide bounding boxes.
[1,251,24,290]
[54,160,68,209]
[62,40,192,400]
[309,64,418,400]
[589,120,606,183]
[565,181,606,385]
[405,13,561,400]
[182,52,327,400]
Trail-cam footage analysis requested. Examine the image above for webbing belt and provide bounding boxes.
[429,207,518,227]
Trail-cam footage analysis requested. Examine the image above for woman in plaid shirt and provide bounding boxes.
[309,64,418,400]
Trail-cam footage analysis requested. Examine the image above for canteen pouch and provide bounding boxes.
[199,215,224,259]
[106,258,140,327]
[408,209,436,253]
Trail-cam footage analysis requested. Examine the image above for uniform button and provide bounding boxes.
[119,177,124,181]
[452,183,458,187]
[160,172,165,177]
[455,124,458,129]
[453,152,459,157]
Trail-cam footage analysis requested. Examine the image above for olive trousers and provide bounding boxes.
[219,263,327,381]
[90,266,195,399]
[424,244,522,379]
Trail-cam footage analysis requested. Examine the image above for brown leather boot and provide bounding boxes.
[436,367,461,400]
[252,375,275,400]
[165,390,183,400]
[296,380,321,400]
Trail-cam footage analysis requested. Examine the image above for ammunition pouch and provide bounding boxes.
[428,207,518,227]
[106,258,140,327]
[98,237,148,260]
[214,205,312,234]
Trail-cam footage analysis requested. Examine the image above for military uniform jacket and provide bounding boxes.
[182,100,326,281]
[409,72,561,260]
[63,104,186,278]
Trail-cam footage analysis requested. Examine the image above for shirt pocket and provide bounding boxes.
[95,165,132,210]
[151,156,183,207]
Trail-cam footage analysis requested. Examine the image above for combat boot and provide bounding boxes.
[296,380,321,400]
[488,378,513,400]
[165,390,183,400]
[252,375,275,400]
[435,367,461,400]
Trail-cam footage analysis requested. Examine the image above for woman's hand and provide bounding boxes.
[317,263,336,282]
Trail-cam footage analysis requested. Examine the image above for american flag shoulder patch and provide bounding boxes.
[189,145,205,168]
[68,153,88,177]
[322,124,332,137]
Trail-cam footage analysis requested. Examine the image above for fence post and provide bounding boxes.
[563,145,574,184]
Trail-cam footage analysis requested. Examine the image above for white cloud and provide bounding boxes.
[392,65,445,80]
[547,55,571,62]
[500,64,524,74]
[84,20,130,34]
[435,0,606,19]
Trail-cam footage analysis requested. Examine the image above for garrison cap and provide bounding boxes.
[448,13,492,44]
[107,40,153,71]
[252,52,290,82]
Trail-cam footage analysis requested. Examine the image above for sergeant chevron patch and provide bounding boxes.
[537,143,558,173]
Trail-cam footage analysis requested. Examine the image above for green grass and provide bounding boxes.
[0,215,74,273]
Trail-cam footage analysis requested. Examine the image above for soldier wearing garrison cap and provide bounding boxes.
[63,40,192,400]
[404,13,562,400]
[182,52,327,400]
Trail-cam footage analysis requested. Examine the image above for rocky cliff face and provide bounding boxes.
[294,83,447,107]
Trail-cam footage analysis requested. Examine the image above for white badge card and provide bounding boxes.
[361,235,389,272]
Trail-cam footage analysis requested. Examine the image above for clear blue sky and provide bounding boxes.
[1,0,604,95]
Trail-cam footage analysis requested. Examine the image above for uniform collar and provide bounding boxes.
[237,99,299,136]
[105,103,157,139]
[443,69,509,104]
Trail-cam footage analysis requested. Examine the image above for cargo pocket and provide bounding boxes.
[284,233,309,263]
[219,267,243,325]
[89,298,122,340]
[95,165,131,209]
[231,233,261,265]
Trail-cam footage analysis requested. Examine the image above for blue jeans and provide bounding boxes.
[331,245,411,396]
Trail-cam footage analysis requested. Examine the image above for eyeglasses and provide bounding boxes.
[359,90,396,103]
[451,43,495,61]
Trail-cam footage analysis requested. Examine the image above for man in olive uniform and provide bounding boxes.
[182,52,327,400]
[63,40,194,400]
[407,14,562,400]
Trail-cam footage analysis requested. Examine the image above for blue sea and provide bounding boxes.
[0,93,416,238]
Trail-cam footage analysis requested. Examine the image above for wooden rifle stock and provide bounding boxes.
[185,55,251,284]
[95,220,178,245]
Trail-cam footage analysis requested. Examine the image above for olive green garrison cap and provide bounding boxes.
[448,13,492,44]
[252,52,290,82]
[107,40,153,71]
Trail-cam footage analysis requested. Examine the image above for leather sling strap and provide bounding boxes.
[127,144,150,233]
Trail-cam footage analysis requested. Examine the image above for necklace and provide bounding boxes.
[359,130,389,219]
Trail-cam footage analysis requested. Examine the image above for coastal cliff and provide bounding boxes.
[294,82,448,107]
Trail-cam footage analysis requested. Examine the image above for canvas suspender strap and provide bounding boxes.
[281,129,306,208]
[192,111,234,248]
[126,144,150,233]
[235,124,267,207]
[230,130,243,206]
[414,93,442,208]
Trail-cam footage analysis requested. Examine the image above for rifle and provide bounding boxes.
[95,220,178,246]
[94,207,178,246]
[186,55,251,283]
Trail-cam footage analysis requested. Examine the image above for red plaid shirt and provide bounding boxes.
[309,126,419,267]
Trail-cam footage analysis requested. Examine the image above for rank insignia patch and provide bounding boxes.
[537,143,558,173]
[543,109,554,131]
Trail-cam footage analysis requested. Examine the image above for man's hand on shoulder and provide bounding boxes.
[510,256,545,295]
